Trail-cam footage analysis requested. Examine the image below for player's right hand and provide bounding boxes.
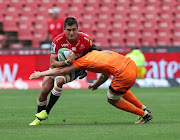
[67,50,75,63]
[29,71,42,80]
[88,83,98,90]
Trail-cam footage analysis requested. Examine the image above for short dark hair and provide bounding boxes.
[64,17,78,28]
[89,44,103,52]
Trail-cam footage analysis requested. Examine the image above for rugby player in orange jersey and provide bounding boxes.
[29,45,153,124]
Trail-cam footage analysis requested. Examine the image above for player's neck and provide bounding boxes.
[69,34,79,43]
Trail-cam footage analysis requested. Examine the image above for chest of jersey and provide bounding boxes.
[49,22,62,30]
[57,39,86,58]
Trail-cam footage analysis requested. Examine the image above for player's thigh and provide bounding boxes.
[40,76,54,95]
[55,70,81,86]
[107,88,124,100]
[110,61,137,93]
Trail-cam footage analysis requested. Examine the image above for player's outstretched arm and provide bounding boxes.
[88,74,110,90]
[29,65,77,80]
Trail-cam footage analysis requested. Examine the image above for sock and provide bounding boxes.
[122,90,144,109]
[143,110,149,117]
[38,105,46,113]
[45,88,62,114]
[141,105,147,110]
[37,99,47,113]
[117,99,145,117]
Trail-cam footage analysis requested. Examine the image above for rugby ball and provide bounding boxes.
[58,48,70,61]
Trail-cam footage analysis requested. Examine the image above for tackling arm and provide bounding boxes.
[29,65,77,79]
[88,73,110,90]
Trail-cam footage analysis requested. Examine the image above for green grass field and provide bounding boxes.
[0,87,180,140]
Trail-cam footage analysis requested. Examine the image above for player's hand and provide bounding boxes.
[29,71,42,80]
[88,83,98,90]
[79,70,87,79]
[67,50,75,63]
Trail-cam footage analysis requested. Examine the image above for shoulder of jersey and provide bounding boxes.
[53,32,66,42]
[78,32,91,42]
[78,32,90,37]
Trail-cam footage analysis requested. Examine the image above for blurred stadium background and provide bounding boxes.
[0,0,180,89]
[0,1,180,139]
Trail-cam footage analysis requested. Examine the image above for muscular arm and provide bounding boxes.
[88,74,110,90]
[29,64,77,79]
[50,54,69,68]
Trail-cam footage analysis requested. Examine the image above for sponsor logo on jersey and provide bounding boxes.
[51,42,56,53]
[51,45,53,51]
[61,44,69,47]
[51,42,56,47]
[79,44,85,49]
[72,47,76,51]
[51,45,55,53]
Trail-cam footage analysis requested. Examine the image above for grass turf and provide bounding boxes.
[0,87,179,140]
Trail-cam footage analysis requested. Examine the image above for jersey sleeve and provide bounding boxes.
[50,37,59,55]
[82,34,92,55]
[50,33,64,55]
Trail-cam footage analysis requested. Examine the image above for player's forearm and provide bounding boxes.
[41,64,77,77]
[93,74,110,87]
[41,68,64,77]
[50,53,71,68]
[50,60,69,68]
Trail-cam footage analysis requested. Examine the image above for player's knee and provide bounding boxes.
[107,90,122,101]
[54,77,64,91]
[107,98,114,105]
[55,78,64,87]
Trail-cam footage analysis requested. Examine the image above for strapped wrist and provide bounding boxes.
[65,60,71,65]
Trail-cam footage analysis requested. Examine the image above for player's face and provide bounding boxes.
[50,13,59,19]
[64,24,78,42]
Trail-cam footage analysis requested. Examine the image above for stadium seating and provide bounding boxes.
[0,0,179,47]
[9,43,24,49]
[3,15,18,32]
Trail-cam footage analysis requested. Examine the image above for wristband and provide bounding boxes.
[65,60,70,65]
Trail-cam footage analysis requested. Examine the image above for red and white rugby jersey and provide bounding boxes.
[48,18,64,39]
[51,32,92,59]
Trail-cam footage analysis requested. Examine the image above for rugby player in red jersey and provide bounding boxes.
[29,17,92,125]
[44,7,64,41]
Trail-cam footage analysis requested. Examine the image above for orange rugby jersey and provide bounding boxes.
[73,50,132,76]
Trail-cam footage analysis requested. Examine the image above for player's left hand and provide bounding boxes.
[29,71,42,80]
[67,50,75,63]
[88,83,98,90]
[79,70,87,79]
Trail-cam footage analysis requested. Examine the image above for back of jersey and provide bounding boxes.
[73,50,131,75]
